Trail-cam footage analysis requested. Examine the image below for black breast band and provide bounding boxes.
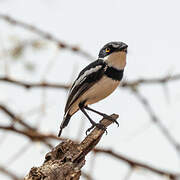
[104,66,124,81]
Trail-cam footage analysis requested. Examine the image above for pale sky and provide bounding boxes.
[0,0,180,180]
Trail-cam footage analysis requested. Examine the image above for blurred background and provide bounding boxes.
[0,0,180,179]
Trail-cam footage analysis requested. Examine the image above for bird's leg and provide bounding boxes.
[84,106,119,127]
[79,105,107,135]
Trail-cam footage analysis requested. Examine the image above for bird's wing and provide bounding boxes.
[65,59,107,113]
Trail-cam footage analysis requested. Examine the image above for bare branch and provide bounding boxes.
[94,148,179,179]
[1,73,180,92]
[123,168,134,180]
[121,74,180,88]
[0,125,65,148]
[0,104,35,130]
[132,89,180,155]
[0,14,93,60]
[6,142,31,166]
[1,116,179,179]
[24,114,119,180]
[0,165,21,180]
[81,172,94,180]
[0,77,70,90]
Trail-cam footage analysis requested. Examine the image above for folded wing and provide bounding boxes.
[65,59,107,113]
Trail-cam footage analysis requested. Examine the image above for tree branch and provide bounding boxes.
[0,165,21,180]
[132,89,180,155]
[1,117,179,179]
[0,104,35,130]
[94,148,179,180]
[1,73,180,91]
[0,77,70,90]
[24,114,119,180]
[0,14,93,60]
[0,124,66,148]
[121,74,180,88]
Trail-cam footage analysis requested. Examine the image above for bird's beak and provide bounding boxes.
[118,43,128,52]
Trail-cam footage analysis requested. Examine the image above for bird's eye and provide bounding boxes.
[105,48,110,53]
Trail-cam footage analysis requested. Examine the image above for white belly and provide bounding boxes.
[83,76,120,105]
[69,76,120,115]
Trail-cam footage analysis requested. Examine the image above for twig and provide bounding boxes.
[123,167,134,180]
[0,125,65,148]
[0,104,35,130]
[94,148,179,179]
[0,77,70,89]
[132,89,180,155]
[6,142,31,166]
[0,14,93,60]
[1,73,180,91]
[121,74,180,88]
[81,172,94,180]
[0,165,21,180]
[0,74,180,89]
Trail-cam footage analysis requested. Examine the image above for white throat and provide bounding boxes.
[103,51,127,70]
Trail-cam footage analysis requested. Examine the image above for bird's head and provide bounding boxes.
[98,41,128,58]
[98,41,128,69]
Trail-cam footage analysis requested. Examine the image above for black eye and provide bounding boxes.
[105,47,110,53]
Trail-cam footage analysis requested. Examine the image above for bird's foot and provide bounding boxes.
[101,114,119,127]
[86,123,107,135]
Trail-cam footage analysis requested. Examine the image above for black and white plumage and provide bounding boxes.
[58,41,128,136]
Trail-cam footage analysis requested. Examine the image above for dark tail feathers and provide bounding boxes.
[58,113,71,137]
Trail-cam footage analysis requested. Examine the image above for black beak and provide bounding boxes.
[118,42,128,52]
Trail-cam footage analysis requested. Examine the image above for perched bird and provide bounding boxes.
[58,41,128,137]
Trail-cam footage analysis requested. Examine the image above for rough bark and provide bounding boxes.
[24,114,119,180]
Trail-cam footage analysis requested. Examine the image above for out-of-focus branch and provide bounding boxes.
[0,104,66,148]
[0,165,21,180]
[1,73,180,91]
[0,104,35,130]
[0,103,66,147]
[0,124,66,148]
[132,89,180,154]
[94,148,179,180]
[0,14,93,60]
[81,172,94,180]
[24,114,119,180]
[123,167,134,180]
[1,117,179,179]
[0,77,70,89]
[121,73,180,88]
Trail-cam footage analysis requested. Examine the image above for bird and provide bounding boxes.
[58,41,128,137]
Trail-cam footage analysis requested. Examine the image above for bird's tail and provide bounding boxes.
[58,112,71,137]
